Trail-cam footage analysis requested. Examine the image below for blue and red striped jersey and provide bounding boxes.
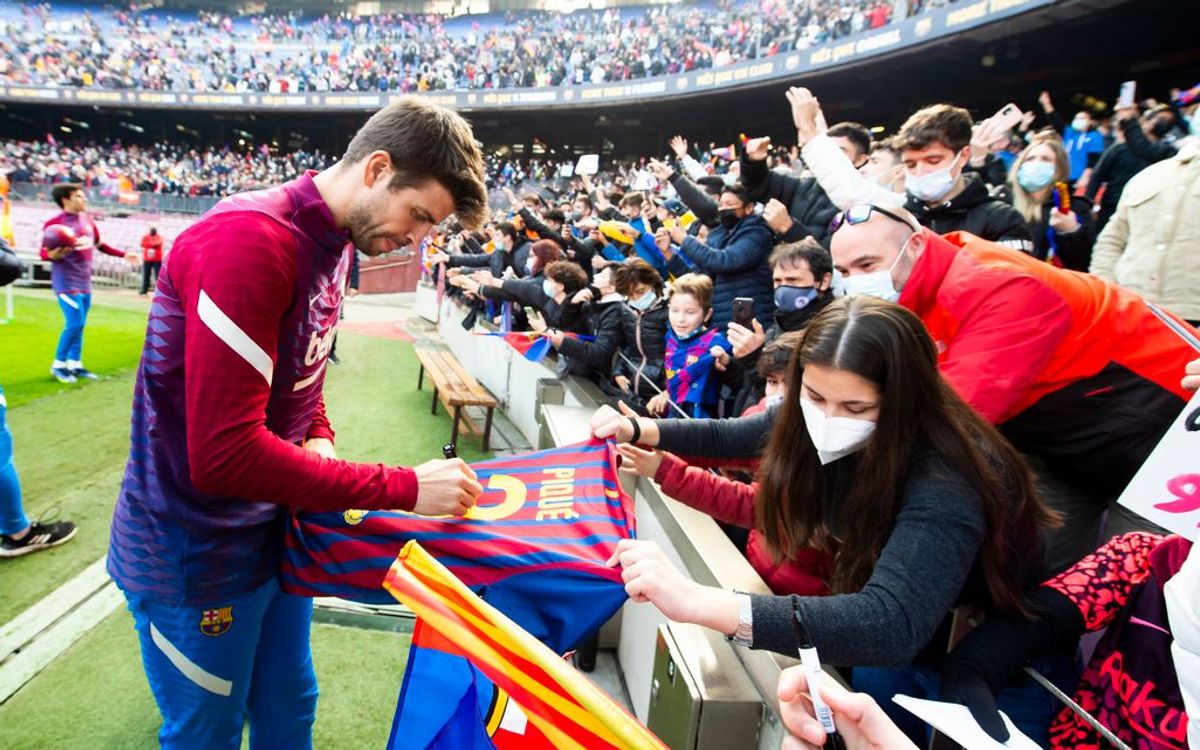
[282,439,635,652]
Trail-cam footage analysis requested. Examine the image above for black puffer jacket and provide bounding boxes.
[557,298,626,381]
[1025,194,1095,271]
[906,175,1034,251]
[739,155,839,247]
[613,299,669,400]
[666,214,775,330]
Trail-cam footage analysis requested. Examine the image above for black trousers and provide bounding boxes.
[140,261,162,294]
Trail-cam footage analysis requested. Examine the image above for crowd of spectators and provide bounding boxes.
[0,139,332,197]
[0,0,913,93]
[417,79,1200,748]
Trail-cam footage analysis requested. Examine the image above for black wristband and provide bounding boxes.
[626,416,642,445]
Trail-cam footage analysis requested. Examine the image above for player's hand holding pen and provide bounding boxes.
[413,458,482,516]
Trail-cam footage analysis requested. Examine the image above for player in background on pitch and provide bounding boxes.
[40,184,138,383]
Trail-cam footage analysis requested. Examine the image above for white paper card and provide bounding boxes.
[1117,387,1200,542]
[892,695,1041,750]
[575,154,599,175]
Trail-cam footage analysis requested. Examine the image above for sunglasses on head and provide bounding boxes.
[829,204,921,235]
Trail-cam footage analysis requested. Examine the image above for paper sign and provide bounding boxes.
[575,154,599,176]
[631,170,658,191]
[893,695,1040,749]
[1117,387,1200,542]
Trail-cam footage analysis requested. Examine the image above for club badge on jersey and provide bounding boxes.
[199,606,234,636]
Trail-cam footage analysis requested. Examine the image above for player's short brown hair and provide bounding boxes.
[343,97,487,229]
[51,183,84,208]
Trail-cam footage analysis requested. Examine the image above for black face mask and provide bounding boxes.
[718,209,740,229]
[774,289,833,332]
[1151,118,1175,138]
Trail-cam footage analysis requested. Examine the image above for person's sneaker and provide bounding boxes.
[70,367,99,381]
[0,520,78,558]
[50,366,77,384]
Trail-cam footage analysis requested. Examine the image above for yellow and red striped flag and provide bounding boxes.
[383,541,668,750]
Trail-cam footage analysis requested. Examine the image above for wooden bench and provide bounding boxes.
[415,347,498,451]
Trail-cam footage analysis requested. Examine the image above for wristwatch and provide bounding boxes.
[727,591,754,647]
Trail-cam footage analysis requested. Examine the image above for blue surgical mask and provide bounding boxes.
[1016,161,1056,192]
[905,151,964,203]
[773,285,819,312]
[542,279,557,298]
[629,290,656,311]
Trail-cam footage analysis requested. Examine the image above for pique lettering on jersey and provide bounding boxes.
[537,468,578,521]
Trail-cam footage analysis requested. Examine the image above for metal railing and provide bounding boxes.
[7,182,220,215]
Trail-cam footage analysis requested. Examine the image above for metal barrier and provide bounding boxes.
[7,182,219,216]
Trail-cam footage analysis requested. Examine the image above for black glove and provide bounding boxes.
[940,587,1084,743]
[940,662,1011,742]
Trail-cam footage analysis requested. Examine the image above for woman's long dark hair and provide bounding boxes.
[754,297,1059,616]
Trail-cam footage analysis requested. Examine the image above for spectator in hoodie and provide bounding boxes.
[609,259,669,414]
[783,88,1034,252]
[896,104,1034,251]
[548,262,626,383]
[1007,138,1095,271]
[657,183,775,329]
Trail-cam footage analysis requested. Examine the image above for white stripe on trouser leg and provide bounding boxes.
[149,623,234,697]
[58,293,80,310]
[196,290,274,385]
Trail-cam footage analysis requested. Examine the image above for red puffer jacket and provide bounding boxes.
[653,452,833,596]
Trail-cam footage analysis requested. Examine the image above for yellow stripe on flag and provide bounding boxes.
[388,558,617,746]
[384,541,668,750]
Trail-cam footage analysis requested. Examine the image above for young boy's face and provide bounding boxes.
[764,373,786,400]
[668,292,709,338]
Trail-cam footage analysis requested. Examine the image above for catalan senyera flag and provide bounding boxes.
[385,541,668,750]
[282,439,632,651]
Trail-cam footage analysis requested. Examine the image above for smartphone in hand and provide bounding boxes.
[732,297,755,329]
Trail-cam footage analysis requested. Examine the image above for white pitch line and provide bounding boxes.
[0,582,123,704]
[0,556,111,664]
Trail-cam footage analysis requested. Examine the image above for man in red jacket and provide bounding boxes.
[830,202,1193,570]
[139,226,165,295]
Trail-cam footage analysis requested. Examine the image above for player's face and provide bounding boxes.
[349,172,456,257]
[63,189,87,213]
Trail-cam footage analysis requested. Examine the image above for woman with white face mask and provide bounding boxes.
[605,296,1061,742]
